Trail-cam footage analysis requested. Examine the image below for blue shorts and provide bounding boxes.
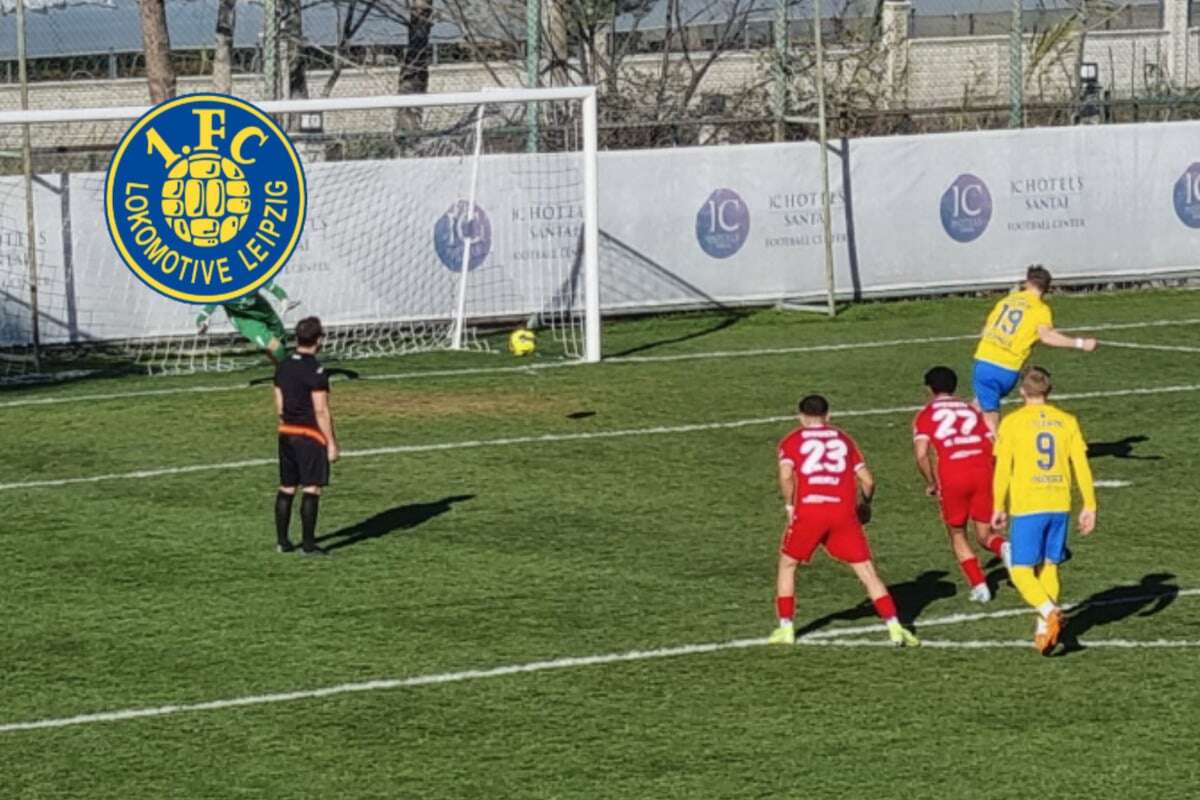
[972,360,1021,413]
[1009,512,1070,566]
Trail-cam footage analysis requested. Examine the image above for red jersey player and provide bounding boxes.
[912,366,1010,602]
[770,394,920,647]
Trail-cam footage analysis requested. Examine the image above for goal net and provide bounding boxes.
[0,87,600,382]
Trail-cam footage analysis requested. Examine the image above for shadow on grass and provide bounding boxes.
[794,569,958,637]
[1054,572,1179,656]
[599,233,750,358]
[318,495,475,551]
[1086,435,1163,460]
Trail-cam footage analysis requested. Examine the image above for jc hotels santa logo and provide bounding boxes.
[105,94,307,303]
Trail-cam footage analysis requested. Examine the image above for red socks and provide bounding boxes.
[984,534,1005,557]
[872,594,898,621]
[776,595,795,621]
[959,557,986,588]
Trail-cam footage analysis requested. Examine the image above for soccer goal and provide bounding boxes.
[0,86,600,381]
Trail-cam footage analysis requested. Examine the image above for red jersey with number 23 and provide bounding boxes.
[912,397,993,482]
[778,425,865,517]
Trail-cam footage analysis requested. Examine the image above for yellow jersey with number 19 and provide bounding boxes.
[974,289,1053,371]
[993,403,1097,516]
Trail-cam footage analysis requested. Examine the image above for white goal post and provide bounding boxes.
[0,85,601,380]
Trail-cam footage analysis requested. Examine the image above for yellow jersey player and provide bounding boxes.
[991,367,1097,654]
[973,266,1098,433]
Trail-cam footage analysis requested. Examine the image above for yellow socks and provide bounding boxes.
[1038,562,1060,604]
[1010,565,1058,619]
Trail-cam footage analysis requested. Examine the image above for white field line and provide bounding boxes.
[2,383,1198,492]
[2,317,1198,410]
[800,638,1200,649]
[1094,480,1132,488]
[1,588,1195,735]
[1102,340,1200,354]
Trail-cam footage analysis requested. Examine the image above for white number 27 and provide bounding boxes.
[931,408,978,440]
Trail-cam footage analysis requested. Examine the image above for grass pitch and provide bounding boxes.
[2,288,1199,799]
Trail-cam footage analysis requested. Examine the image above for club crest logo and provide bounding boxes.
[696,188,750,258]
[1172,163,1200,228]
[104,94,307,304]
[939,173,991,243]
[434,200,492,271]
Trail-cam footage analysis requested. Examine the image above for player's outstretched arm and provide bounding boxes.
[1037,324,1098,352]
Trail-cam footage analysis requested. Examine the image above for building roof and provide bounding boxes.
[0,0,456,60]
[0,0,1163,60]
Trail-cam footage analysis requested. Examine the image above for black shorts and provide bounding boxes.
[278,435,330,487]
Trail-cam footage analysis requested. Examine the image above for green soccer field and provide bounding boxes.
[2,287,1199,799]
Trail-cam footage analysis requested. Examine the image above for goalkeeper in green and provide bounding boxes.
[195,282,299,364]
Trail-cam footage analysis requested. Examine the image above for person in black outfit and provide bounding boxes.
[273,316,340,556]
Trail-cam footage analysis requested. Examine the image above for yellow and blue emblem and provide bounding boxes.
[104,93,307,304]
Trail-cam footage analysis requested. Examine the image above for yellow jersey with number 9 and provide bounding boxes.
[974,289,1053,371]
[992,403,1096,516]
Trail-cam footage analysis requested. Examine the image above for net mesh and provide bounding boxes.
[0,95,591,382]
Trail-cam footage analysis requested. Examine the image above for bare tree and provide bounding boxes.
[281,0,309,99]
[399,0,435,96]
[318,0,385,97]
[301,0,435,126]
[138,0,176,103]
[213,0,237,94]
[438,0,764,145]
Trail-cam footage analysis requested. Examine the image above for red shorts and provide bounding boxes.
[781,506,871,564]
[938,468,993,528]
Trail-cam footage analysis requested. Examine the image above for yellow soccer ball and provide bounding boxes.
[508,328,537,357]
[161,151,251,248]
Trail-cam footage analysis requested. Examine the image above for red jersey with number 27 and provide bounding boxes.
[778,425,866,516]
[912,397,993,481]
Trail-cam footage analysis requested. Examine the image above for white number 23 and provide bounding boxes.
[799,439,848,475]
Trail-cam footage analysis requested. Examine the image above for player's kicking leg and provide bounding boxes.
[971,360,1020,435]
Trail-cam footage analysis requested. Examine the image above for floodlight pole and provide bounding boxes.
[772,0,787,142]
[525,0,540,152]
[263,0,279,100]
[813,0,836,317]
[781,0,836,317]
[17,0,41,370]
[1008,0,1023,127]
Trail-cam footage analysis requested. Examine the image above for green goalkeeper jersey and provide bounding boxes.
[196,282,289,327]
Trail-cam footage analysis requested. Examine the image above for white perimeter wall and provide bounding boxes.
[3,119,1200,346]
